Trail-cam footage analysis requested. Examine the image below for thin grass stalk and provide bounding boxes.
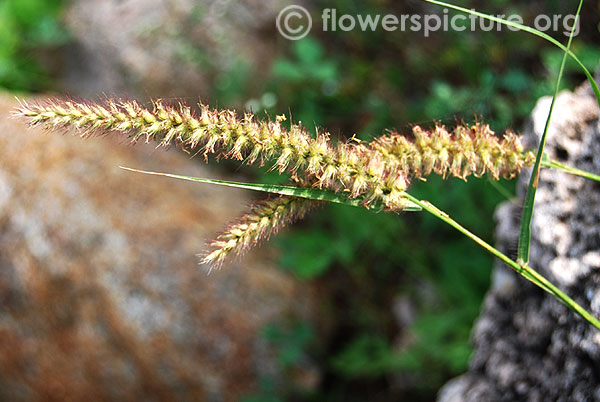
[400,191,600,330]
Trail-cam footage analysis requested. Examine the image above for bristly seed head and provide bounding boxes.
[15,97,410,211]
[15,97,538,267]
[201,196,317,268]
[368,123,535,181]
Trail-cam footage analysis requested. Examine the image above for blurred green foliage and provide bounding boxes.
[242,322,316,402]
[262,322,315,370]
[0,0,67,91]
[270,39,339,130]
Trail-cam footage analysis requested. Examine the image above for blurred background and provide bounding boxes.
[1,0,599,401]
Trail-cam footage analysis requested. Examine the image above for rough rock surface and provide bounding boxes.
[438,84,600,401]
[62,0,294,98]
[0,94,314,401]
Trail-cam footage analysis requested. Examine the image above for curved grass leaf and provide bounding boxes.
[517,0,582,264]
[118,166,423,211]
[423,0,600,107]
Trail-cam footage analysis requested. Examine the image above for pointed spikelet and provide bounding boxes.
[202,196,317,268]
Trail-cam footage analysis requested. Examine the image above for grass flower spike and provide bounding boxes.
[202,196,316,267]
[369,123,536,180]
[15,98,410,211]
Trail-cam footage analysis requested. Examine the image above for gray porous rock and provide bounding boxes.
[0,94,316,401]
[438,82,600,402]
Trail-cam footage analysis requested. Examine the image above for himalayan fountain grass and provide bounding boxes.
[16,97,537,266]
[16,0,600,338]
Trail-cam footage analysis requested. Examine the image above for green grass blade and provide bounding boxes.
[400,191,600,330]
[119,166,423,211]
[542,158,600,182]
[423,0,600,107]
[517,0,582,264]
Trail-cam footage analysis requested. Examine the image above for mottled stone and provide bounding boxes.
[61,0,296,98]
[0,94,315,401]
[438,82,600,401]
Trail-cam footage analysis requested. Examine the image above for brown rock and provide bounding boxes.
[61,0,295,98]
[0,94,314,401]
